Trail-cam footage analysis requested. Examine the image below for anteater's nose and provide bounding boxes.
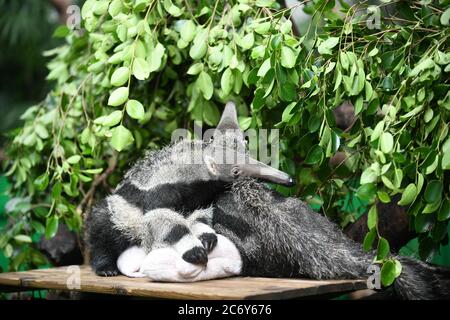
[287,177,296,187]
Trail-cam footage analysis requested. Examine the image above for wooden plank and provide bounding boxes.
[0,265,367,300]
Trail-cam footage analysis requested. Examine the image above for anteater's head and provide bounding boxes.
[201,102,295,187]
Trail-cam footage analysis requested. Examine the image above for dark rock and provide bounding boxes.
[38,223,83,266]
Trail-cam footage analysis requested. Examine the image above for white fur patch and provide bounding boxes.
[107,195,144,240]
[117,246,147,278]
[190,222,215,237]
[172,234,203,255]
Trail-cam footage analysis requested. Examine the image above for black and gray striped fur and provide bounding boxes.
[86,141,225,276]
[212,178,450,299]
[86,102,293,276]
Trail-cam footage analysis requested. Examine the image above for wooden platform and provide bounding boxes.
[0,265,367,299]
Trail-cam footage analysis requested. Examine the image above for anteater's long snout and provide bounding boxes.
[239,159,295,187]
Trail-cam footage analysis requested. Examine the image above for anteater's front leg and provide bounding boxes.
[187,206,218,253]
[86,199,133,276]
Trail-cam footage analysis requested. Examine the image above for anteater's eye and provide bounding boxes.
[209,136,214,142]
[231,167,240,177]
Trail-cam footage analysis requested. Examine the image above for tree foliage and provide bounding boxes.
[2,0,450,285]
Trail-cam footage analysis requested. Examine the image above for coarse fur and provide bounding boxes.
[211,173,450,299]
[87,102,292,276]
[86,141,224,276]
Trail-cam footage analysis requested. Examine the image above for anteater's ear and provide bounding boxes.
[216,101,239,131]
[203,155,219,176]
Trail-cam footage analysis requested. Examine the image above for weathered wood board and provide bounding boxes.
[0,265,367,299]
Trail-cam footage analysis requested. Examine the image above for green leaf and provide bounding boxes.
[34,173,49,191]
[281,102,297,122]
[35,123,49,139]
[45,216,59,239]
[126,100,145,120]
[14,235,32,243]
[197,71,214,100]
[365,81,373,101]
[93,0,109,15]
[367,205,378,230]
[82,168,103,175]
[66,155,81,164]
[357,183,376,202]
[410,57,435,77]
[363,228,376,251]
[280,20,292,34]
[377,191,391,203]
[52,25,69,38]
[318,37,339,55]
[381,260,397,287]
[180,20,196,42]
[163,0,182,16]
[398,183,417,206]
[382,76,394,91]
[203,103,220,126]
[4,244,13,258]
[111,66,130,86]
[304,145,324,165]
[257,58,271,77]
[279,82,297,101]
[441,8,450,25]
[360,167,377,184]
[354,95,363,115]
[442,152,450,170]
[415,214,434,233]
[380,132,394,153]
[221,68,233,95]
[308,115,321,133]
[340,52,349,70]
[419,237,436,261]
[189,30,207,60]
[424,180,443,203]
[371,121,384,142]
[238,33,255,50]
[108,0,123,17]
[96,110,123,127]
[110,125,134,152]
[377,237,390,260]
[432,221,447,242]
[52,181,62,199]
[423,199,441,214]
[187,63,203,75]
[394,259,402,277]
[438,199,450,221]
[254,22,271,35]
[132,58,151,80]
[108,87,129,106]
[368,47,379,57]
[149,43,165,72]
[280,46,297,68]
[239,117,252,131]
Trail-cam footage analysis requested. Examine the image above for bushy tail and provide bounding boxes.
[394,256,450,299]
